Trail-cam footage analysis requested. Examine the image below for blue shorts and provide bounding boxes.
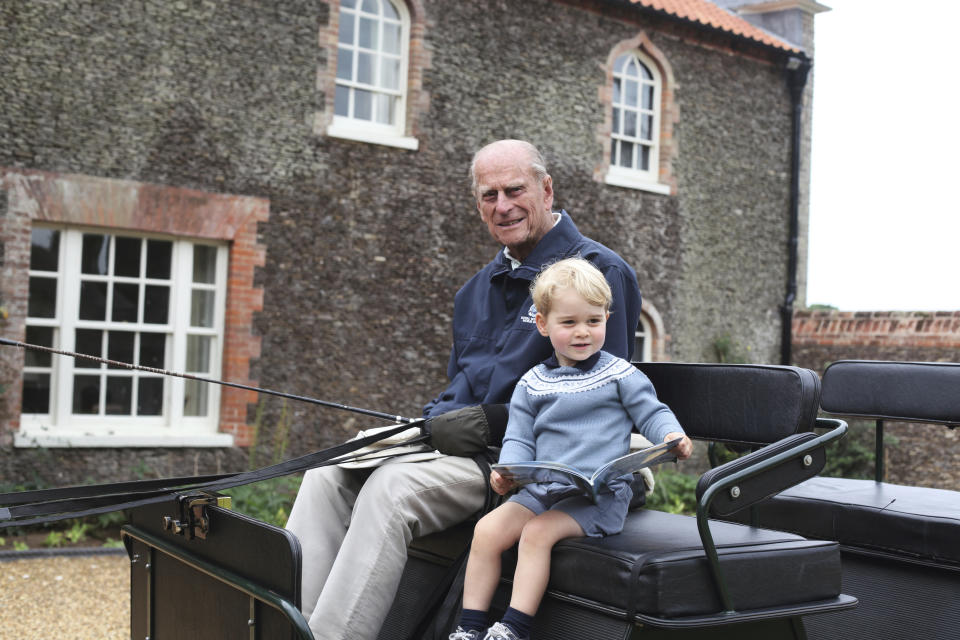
[508,478,634,537]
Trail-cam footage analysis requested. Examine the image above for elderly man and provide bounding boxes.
[285,139,642,639]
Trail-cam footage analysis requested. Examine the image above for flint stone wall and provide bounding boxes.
[0,0,795,485]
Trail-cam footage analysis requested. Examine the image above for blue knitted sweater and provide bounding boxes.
[499,351,683,476]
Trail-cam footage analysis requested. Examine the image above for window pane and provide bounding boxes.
[183,379,208,417]
[634,335,646,362]
[359,17,378,49]
[73,375,100,414]
[114,237,141,277]
[383,22,400,54]
[22,373,51,414]
[78,281,107,320]
[641,114,652,141]
[75,329,103,368]
[338,11,355,44]
[139,332,166,369]
[354,89,372,120]
[383,0,398,20]
[146,240,172,279]
[374,93,394,125]
[24,326,54,367]
[611,107,621,135]
[335,84,350,116]
[614,54,629,74]
[381,56,400,90]
[639,61,653,80]
[191,290,216,328]
[111,282,139,322]
[81,234,109,275]
[105,376,132,415]
[642,84,654,111]
[342,0,355,7]
[28,276,57,318]
[625,79,638,106]
[624,110,637,138]
[639,145,651,171]
[143,285,170,324]
[138,378,164,416]
[620,141,634,168]
[186,335,211,373]
[337,46,354,80]
[357,51,374,85]
[107,330,135,368]
[612,78,621,105]
[361,0,377,13]
[30,229,60,272]
[193,246,217,284]
[624,58,638,78]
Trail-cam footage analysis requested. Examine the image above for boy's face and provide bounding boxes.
[535,286,608,367]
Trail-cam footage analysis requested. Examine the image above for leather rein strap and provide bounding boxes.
[0,421,427,527]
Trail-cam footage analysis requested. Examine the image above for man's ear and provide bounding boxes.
[535,312,550,337]
[541,175,554,210]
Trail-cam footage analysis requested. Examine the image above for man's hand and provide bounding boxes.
[489,469,515,495]
[665,432,693,460]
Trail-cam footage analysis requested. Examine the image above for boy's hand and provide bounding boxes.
[489,469,515,495]
[665,432,693,460]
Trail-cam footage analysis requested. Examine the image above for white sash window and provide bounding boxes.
[605,50,670,195]
[19,227,230,447]
[326,0,418,150]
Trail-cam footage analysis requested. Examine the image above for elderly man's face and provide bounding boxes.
[473,146,555,262]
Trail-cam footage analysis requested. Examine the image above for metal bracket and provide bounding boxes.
[161,492,232,540]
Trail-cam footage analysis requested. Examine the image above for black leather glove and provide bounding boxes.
[425,404,508,456]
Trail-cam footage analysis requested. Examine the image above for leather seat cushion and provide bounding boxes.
[733,476,960,566]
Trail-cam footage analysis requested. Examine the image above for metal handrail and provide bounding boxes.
[695,418,848,613]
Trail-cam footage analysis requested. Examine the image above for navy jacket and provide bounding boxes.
[424,212,642,418]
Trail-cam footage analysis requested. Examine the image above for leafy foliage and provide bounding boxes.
[645,467,699,515]
[222,475,302,528]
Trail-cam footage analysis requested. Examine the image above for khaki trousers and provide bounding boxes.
[285,455,486,640]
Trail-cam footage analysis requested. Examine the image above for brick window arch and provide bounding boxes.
[596,33,678,196]
[634,299,668,362]
[316,0,429,151]
[1,169,268,448]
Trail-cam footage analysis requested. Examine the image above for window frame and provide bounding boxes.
[324,0,420,150]
[17,225,231,448]
[605,49,669,194]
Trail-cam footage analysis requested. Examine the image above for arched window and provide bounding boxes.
[597,36,676,195]
[322,0,421,150]
[609,51,661,187]
[634,312,653,362]
[634,301,667,362]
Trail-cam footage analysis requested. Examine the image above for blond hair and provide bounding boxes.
[531,257,612,317]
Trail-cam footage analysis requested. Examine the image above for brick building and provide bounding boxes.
[0,0,827,486]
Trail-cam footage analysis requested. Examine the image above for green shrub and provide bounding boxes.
[222,475,302,528]
[645,467,698,515]
[821,418,889,480]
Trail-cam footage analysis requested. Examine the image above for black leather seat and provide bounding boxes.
[723,360,960,640]
[404,363,856,636]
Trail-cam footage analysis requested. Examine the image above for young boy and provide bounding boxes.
[449,257,692,640]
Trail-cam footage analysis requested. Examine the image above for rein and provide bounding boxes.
[0,338,428,526]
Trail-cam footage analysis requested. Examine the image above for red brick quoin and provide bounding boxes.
[0,168,268,446]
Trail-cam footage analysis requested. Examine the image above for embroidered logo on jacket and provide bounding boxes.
[521,303,537,324]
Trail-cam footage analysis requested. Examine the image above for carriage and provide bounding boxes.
[114,359,960,639]
[3,354,959,639]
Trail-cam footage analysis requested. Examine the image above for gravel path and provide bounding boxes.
[0,552,129,640]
